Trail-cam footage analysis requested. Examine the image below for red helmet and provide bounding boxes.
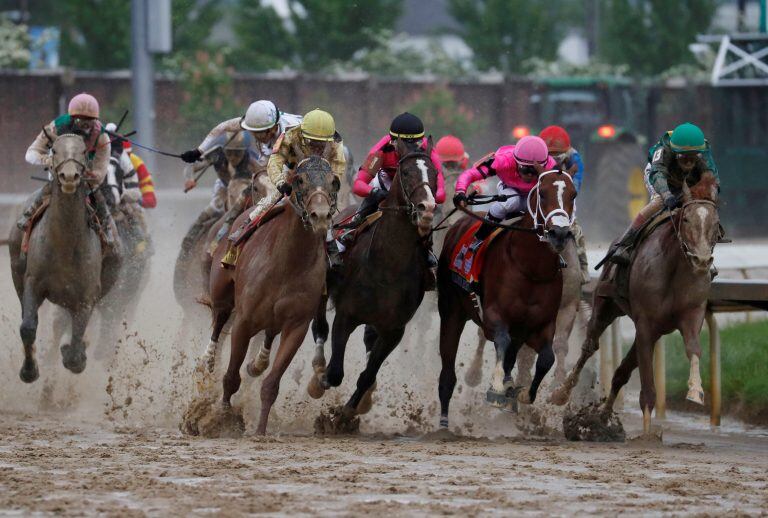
[435,135,469,168]
[540,125,571,154]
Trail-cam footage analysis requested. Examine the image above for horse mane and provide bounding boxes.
[689,172,718,202]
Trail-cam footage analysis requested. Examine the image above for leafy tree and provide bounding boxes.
[447,0,572,75]
[170,0,223,60]
[599,0,717,76]
[402,86,482,142]
[229,1,294,71]
[0,15,31,69]
[288,0,403,71]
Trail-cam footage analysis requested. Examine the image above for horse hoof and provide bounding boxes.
[307,373,326,399]
[686,388,705,406]
[61,345,87,374]
[439,416,449,429]
[247,358,268,378]
[311,356,326,374]
[486,389,507,408]
[517,389,532,405]
[549,387,569,406]
[464,367,482,388]
[356,382,376,415]
[19,361,39,383]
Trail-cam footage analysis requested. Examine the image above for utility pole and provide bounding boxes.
[130,0,171,173]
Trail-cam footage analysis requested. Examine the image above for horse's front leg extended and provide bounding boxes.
[322,313,358,389]
[19,283,43,383]
[345,327,405,416]
[678,308,706,405]
[307,295,329,398]
[61,305,93,374]
[487,326,521,407]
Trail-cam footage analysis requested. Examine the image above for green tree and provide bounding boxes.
[402,86,482,142]
[448,0,572,75]
[170,0,223,60]
[599,0,717,76]
[0,15,31,69]
[288,0,403,71]
[230,1,294,71]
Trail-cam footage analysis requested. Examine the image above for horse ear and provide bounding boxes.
[426,135,434,155]
[395,137,408,157]
[682,179,692,201]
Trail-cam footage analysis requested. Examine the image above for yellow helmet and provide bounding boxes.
[301,109,336,142]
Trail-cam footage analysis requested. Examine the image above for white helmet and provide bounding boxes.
[241,100,279,131]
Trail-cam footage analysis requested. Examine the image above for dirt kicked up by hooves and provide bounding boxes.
[180,395,245,438]
[562,401,626,442]
[314,405,361,435]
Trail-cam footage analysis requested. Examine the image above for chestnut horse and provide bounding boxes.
[437,169,577,428]
[308,138,438,418]
[551,174,720,435]
[206,156,339,434]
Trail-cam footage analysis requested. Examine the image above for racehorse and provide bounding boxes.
[206,155,339,434]
[308,138,438,419]
[8,134,121,381]
[551,174,720,436]
[437,169,577,428]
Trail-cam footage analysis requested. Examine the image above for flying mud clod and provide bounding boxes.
[562,401,625,442]
[314,405,360,436]
[180,395,245,438]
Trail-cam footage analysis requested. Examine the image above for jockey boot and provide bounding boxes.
[350,188,388,227]
[424,249,438,291]
[608,227,639,266]
[17,182,52,230]
[92,190,120,257]
[469,216,500,252]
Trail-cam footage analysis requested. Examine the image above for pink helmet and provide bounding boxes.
[68,93,100,119]
[513,135,548,166]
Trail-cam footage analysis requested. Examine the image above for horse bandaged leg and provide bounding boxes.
[199,338,219,374]
[307,336,327,399]
[247,342,272,378]
[686,354,705,405]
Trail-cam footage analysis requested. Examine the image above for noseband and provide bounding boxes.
[526,170,575,239]
[669,198,718,267]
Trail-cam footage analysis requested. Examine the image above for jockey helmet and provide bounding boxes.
[301,109,336,141]
[539,125,571,154]
[435,135,468,164]
[241,100,280,132]
[513,135,549,166]
[68,93,100,119]
[390,112,424,140]
[670,123,706,153]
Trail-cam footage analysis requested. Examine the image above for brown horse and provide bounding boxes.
[205,156,339,434]
[308,138,438,419]
[437,169,577,428]
[551,174,720,435]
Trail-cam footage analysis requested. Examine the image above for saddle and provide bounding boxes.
[221,203,286,268]
[333,210,382,246]
[597,209,675,313]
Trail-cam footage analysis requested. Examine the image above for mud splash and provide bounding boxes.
[563,401,625,442]
[314,405,360,435]
[180,394,245,438]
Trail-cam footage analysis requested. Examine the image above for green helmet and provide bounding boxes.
[670,123,706,153]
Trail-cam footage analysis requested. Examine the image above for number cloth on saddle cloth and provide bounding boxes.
[448,221,504,292]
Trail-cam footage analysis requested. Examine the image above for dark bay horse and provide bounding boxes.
[551,174,720,436]
[308,138,438,419]
[8,134,120,381]
[437,169,577,428]
[205,156,339,434]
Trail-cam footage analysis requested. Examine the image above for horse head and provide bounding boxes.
[51,134,87,195]
[390,137,438,237]
[677,172,719,273]
[528,169,577,253]
[292,156,340,235]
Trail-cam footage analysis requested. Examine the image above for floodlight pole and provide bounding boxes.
[131,0,155,172]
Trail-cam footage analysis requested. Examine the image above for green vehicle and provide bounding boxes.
[517,77,648,242]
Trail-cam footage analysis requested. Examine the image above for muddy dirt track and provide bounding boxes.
[1,195,767,515]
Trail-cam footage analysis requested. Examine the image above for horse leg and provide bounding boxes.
[246,331,276,378]
[513,346,534,388]
[322,314,358,389]
[221,317,252,407]
[344,327,405,416]
[61,306,93,374]
[602,341,638,414]
[553,294,579,383]
[438,308,468,428]
[635,325,660,435]
[550,295,621,406]
[256,322,310,435]
[355,325,379,414]
[518,339,555,405]
[487,327,522,408]
[678,308,706,405]
[200,304,232,373]
[307,295,329,398]
[463,326,486,388]
[19,283,43,383]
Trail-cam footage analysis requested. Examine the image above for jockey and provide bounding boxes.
[122,142,156,209]
[222,108,345,266]
[103,123,142,208]
[453,135,558,251]
[609,122,720,265]
[19,92,118,254]
[540,125,589,283]
[351,112,446,225]
[180,100,301,245]
[435,135,469,176]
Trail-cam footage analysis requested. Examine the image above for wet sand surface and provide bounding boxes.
[0,411,766,516]
[1,194,767,516]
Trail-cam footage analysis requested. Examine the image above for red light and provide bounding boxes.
[512,125,530,140]
[597,124,616,139]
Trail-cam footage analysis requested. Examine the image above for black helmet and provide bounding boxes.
[389,112,425,140]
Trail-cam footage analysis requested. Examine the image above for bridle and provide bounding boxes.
[526,169,575,239]
[381,150,435,224]
[289,157,337,227]
[669,198,718,267]
[51,134,87,187]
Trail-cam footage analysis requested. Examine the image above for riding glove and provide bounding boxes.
[453,191,468,207]
[180,148,203,164]
[663,193,679,210]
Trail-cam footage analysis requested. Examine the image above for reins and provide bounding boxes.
[669,198,718,267]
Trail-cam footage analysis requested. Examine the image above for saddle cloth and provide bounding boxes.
[448,221,503,292]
